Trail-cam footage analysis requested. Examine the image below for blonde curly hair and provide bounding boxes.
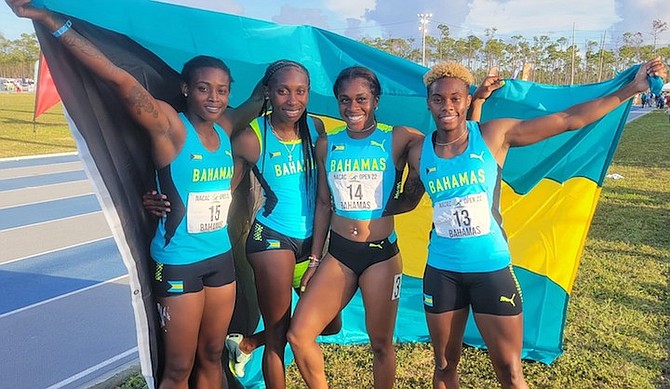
[423,62,474,87]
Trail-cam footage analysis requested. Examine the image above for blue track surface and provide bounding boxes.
[0,238,126,314]
[0,170,88,191]
[0,153,79,169]
[0,194,100,229]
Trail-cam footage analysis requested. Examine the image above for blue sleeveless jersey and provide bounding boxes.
[249,115,319,239]
[418,121,511,272]
[326,124,400,220]
[150,113,234,265]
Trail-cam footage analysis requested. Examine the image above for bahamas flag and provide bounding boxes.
[32,0,637,387]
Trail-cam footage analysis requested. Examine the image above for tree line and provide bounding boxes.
[362,20,669,85]
[0,33,40,78]
[1,20,668,86]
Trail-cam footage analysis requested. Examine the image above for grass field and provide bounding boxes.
[1,93,667,388]
[0,93,76,158]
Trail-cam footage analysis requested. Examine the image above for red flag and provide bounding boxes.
[34,53,61,120]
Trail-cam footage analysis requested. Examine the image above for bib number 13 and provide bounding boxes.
[452,209,471,226]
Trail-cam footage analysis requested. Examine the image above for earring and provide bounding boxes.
[183,93,188,97]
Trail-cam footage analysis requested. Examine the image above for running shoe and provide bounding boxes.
[225,333,251,378]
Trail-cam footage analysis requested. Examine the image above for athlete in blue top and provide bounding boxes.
[224,60,340,388]
[287,66,425,389]
[408,59,666,389]
[8,3,265,388]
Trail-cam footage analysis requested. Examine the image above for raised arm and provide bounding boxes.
[312,116,327,136]
[468,67,504,122]
[230,126,261,191]
[8,0,180,165]
[482,57,667,165]
[384,125,425,215]
[223,80,265,136]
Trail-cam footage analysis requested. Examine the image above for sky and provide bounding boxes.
[1,0,669,49]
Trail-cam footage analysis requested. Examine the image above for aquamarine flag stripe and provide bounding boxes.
[38,0,434,132]
[483,68,636,193]
[39,0,634,196]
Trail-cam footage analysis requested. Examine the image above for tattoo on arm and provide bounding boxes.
[129,84,160,119]
[61,31,158,119]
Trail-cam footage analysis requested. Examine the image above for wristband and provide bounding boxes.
[307,255,320,268]
[52,20,72,38]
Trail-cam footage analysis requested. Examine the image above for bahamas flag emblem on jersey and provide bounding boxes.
[167,281,183,293]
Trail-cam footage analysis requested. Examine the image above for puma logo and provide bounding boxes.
[469,151,484,162]
[368,242,384,249]
[370,139,386,152]
[499,294,516,307]
[224,150,233,158]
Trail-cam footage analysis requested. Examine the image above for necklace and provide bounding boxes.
[434,128,468,147]
[269,116,299,161]
[346,120,376,134]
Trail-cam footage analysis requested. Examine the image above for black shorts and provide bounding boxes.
[152,251,235,297]
[246,220,312,261]
[328,230,399,277]
[422,264,522,315]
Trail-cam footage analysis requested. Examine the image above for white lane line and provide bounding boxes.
[0,236,113,266]
[0,180,93,210]
[0,161,84,180]
[0,152,78,163]
[0,274,129,320]
[0,210,102,233]
[46,347,138,389]
[0,192,94,211]
[0,212,112,264]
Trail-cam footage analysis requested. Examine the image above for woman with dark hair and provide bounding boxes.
[144,59,341,387]
[6,1,263,388]
[224,59,341,388]
[286,66,425,389]
[413,59,665,389]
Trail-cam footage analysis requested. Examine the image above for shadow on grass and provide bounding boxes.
[0,136,77,149]
[599,185,670,209]
[590,188,670,251]
[660,276,670,389]
[0,108,34,115]
[586,183,670,386]
[0,117,66,127]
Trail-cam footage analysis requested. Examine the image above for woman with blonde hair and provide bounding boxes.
[411,59,665,389]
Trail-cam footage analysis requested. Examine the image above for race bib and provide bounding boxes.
[187,190,232,233]
[433,193,491,238]
[330,171,383,211]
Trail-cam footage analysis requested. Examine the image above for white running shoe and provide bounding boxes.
[225,333,251,378]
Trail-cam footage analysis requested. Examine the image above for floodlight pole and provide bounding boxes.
[418,13,432,67]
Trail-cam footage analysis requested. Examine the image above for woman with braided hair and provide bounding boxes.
[224,59,344,388]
